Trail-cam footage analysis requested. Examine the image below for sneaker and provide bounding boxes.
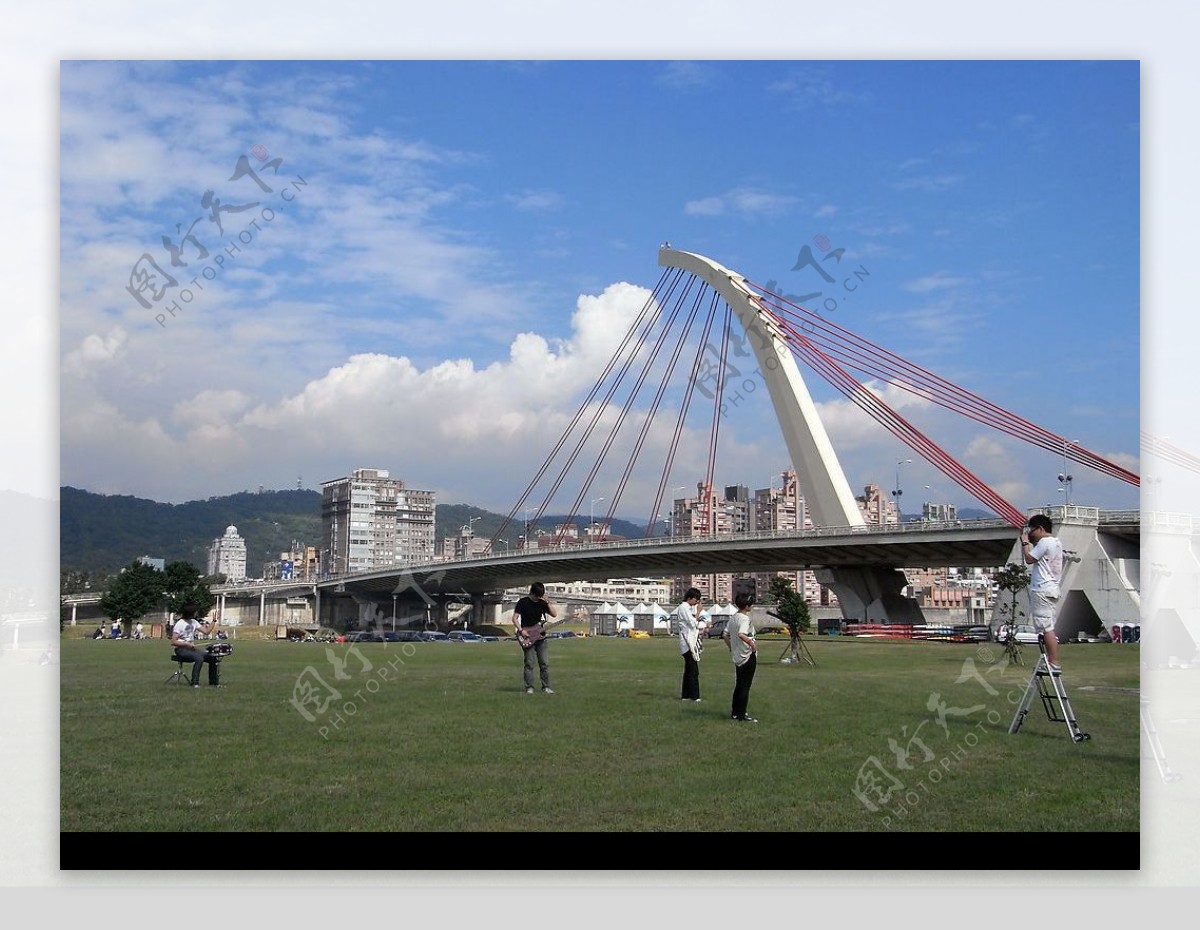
[525,688,534,694]
[543,688,555,694]
[692,698,702,703]
[190,683,200,689]
[733,715,758,723]
[1048,663,1062,674]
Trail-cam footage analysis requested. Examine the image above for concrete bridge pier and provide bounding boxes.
[814,566,924,624]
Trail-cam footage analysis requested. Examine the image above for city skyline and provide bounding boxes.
[59,60,1139,519]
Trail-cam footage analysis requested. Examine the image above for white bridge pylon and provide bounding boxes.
[658,246,864,530]
[659,246,923,623]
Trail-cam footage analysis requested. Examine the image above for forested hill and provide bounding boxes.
[60,487,324,579]
[60,487,649,580]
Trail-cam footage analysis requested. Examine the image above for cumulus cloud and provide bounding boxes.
[63,328,127,376]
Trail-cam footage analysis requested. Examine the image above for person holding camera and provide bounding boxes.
[1021,513,1065,673]
[513,582,557,694]
[170,604,222,688]
[722,591,758,722]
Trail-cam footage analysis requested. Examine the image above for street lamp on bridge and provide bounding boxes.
[1058,438,1077,506]
[892,459,912,519]
[589,497,605,540]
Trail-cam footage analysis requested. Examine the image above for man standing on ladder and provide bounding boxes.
[1021,514,1065,673]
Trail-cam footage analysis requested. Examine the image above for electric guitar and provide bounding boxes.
[516,615,569,646]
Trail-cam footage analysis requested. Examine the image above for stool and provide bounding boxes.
[166,654,193,685]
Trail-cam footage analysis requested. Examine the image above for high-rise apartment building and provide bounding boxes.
[207,525,247,582]
[320,468,436,575]
[856,483,899,526]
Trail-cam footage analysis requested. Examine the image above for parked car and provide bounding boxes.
[418,631,450,642]
[384,630,423,642]
[447,630,484,643]
[348,631,385,643]
[996,624,1039,644]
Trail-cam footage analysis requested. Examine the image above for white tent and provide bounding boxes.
[612,601,634,629]
[649,602,672,630]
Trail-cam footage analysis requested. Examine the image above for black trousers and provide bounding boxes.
[731,653,757,718]
[681,652,700,700]
[174,645,220,685]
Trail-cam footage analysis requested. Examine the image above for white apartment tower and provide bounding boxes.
[321,468,436,575]
[207,525,247,582]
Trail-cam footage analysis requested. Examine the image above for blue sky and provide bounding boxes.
[59,59,1140,515]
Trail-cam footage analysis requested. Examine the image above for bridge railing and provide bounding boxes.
[379,516,1019,572]
[302,509,1137,585]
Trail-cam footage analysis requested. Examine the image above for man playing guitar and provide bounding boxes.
[514,582,557,694]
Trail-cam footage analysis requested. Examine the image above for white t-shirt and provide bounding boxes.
[725,612,756,667]
[1029,536,1064,591]
[172,618,201,645]
[675,601,704,656]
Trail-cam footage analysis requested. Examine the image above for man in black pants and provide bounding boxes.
[170,604,221,688]
[723,591,758,722]
[675,587,706,702]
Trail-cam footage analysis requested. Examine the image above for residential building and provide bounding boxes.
[207,525,247,582]
[262,542,319,582]
[320,468,436,575]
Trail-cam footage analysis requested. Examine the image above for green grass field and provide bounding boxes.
[60,633,1140,834]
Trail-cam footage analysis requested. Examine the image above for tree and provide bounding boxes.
[767,575,811,633]
[767,575,816,666]
[98,560,165,636]
[163,560,216,618]
[993,563,1030,665]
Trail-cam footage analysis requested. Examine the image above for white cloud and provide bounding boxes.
[684,187,799,218]
[891,174,965,193]
[657,61,717,89]
[903,271,969,294]
[63,328,127,376]
[61,282,655,505]
[505,189,563,212]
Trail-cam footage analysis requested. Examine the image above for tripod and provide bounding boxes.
[779,627,816,667]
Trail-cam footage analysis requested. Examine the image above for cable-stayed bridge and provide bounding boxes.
[315,246,1139,636]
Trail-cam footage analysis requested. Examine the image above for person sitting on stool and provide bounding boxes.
[170,604,221,688]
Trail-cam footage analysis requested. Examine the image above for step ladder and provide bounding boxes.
[1008,635,1090,742]
[1142,698,1182,782]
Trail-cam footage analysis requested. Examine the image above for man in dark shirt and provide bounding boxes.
[513,582,557,694]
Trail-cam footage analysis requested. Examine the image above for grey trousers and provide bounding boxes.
[522,639,551,690]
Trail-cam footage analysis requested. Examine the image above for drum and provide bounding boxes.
[206,642,234,658]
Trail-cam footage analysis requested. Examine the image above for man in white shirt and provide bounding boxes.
[722,592,759,722]
[170,604,222,687]
[675,587,707,702]
[1021,514,1065,673]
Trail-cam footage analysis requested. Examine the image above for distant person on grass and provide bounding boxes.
[1022,513,1065,673]
[675,587,706,702]
[170,604,222,688]
[723,591,758,723]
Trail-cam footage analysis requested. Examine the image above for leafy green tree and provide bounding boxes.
[98,560,165,635]
[993,562,1030,664]
[163,560,215,618]
[767,575,811,634]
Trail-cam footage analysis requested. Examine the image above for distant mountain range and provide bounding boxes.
[59,487,650,579]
